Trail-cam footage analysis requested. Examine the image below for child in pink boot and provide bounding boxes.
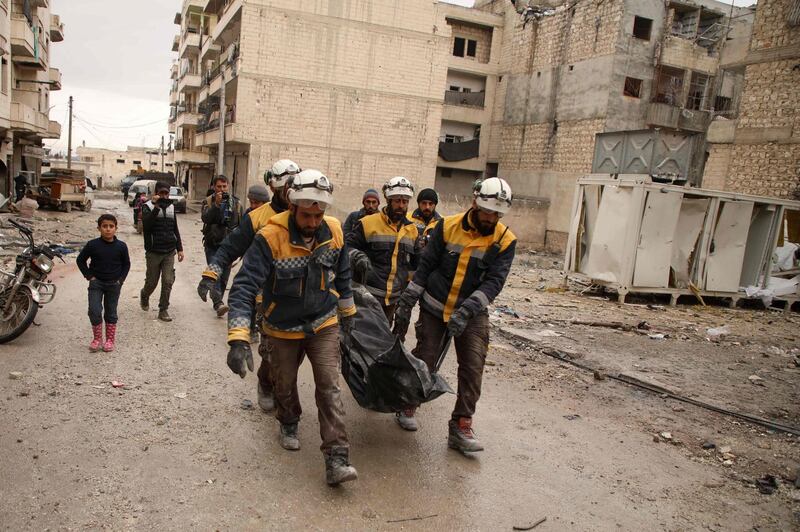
[76,214,131,352]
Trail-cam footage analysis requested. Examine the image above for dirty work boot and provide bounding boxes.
[325,447,358,486]
[395,408,418,431]
[448,417,484,453]
[89,324,103,352]
[158,309,172,322]
[214,301,229,317]
[103,323,117,352]
[139,290,149,311]
[257,382,275,413]
[279,423,300,451]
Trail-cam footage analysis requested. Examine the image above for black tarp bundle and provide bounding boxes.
[438,138,480,162]
[340,284,453,413]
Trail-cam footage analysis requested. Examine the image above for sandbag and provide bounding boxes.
[340,284,452,413]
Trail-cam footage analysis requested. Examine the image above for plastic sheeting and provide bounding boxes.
[438,139,480,162]
[340,284,453,413]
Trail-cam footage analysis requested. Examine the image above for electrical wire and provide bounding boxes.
[74,114,169,130]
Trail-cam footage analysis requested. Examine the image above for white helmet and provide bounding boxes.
[287,169,334,210]
[383,176,414,199]
[264,159,301,188]
[473,177,513,216]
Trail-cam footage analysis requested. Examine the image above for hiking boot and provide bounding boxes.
[102,323,117,352]
[325,447,358,486]
[158,310,173,322]
[89,324,103,352]
[395,408,418,431]
[214,302,229,317]
[139,291,149,311]
[448,417,484,453]
[257,383,275,413]
[279,423,300,451]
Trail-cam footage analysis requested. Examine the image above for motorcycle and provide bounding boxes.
[0,218,62,343]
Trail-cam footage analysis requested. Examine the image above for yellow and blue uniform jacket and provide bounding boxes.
[409,208,443,238]
[203,198,285,281]
[407,209,517,322]
[346,208,418,306]
[227,211,356,343]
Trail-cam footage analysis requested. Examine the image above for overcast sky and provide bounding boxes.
[44,0,753,153]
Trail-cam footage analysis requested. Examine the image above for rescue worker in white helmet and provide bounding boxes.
[346,176,419,324]
[392,177,517,452]
[225,169,359,487]
[198,159,301,413]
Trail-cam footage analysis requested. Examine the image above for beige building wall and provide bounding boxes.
[702,0,799,200]
[70,146,175,188]
[225,0,449,209]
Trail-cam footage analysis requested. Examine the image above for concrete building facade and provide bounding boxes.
[0,0,64,198]
[169,0,448,204]
[46,145,174,189]
[702,0,799,202]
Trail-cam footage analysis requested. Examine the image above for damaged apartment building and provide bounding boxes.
[166,0,754,250]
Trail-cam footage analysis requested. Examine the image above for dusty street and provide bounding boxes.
[1,196,799,531]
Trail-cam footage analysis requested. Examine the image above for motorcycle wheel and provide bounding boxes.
[0,287,39,344]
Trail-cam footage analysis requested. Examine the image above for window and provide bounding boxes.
[116,159,125,164]
[462,87,472,93]
[453,37,466,57]
[440,168,453,178]
[714,95,732,114]
[1,59,7,95]
[133,160,142,165]
[623,77,643,98]
[633,16,653,40]
[466,39,477,58]
[653,66,685,105]
[449,85,460,91]
[686,72,710,110]
[444,134,463,143]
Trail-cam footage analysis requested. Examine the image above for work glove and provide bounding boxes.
[197,276,216,302]
[351,251,372,284]
[227,340,254,378]
[446,306,473,338]
[340,314,354,338]
[392,299,413,340]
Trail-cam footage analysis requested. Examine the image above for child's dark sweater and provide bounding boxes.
[76,237,131,282]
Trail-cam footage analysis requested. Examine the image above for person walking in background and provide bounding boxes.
[133,191,147,234]
[201,175,244,317]
[14,173,27,202]
[342,188,380,236]
[409,188,443,242]
[77,214,131,353]
[140,181,184,322]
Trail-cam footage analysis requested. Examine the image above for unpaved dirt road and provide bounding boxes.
[1,196,798,530]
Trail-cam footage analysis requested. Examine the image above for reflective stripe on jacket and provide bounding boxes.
[227,211,356,343]
[346,208,418,306]
[203,199,284,281]
[411,209,516,322]
[409,208,443,238]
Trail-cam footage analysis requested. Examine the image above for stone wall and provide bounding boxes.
[448,20,493,64]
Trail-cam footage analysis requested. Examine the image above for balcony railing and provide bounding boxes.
[196,105,236,132]
[444,90,485,108]
[438,138,480,162]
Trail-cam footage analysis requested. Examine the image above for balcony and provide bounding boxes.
[170,62,178,80]
[50,14,64,42]
[43,120,61,139]
[178,71,202,93]
[208,0,243,42]
[10,103,47,134]
[10,15,35,60]
[174,148,211,165]
[179,30,200,58]
[200,36,221,61]
[172,34,180,52]
[49,67,61,90]
[660,36,718,75]
[170,89,178,105]
[444,90,485,108]
[31,0,48,7]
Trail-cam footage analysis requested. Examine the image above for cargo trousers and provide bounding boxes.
[267,325,349,452]
[413,308,490,421]
[141,251,175,311]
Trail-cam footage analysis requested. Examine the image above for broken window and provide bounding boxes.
[453,37,466,57]
[671,6,699,39]
[624,77,643,98]
[713,95,732,114]
[652,66,685,105]
[685,72,710,110]
[467,39,477,58]
[696,10,725,49]
[633,16,653,40]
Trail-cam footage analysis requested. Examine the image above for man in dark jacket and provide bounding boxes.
[342,188,380,236]
[140,181,185,322]
[201,175,243,317]
[14,173,27,202]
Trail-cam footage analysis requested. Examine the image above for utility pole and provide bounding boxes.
[67,95,73,170]
[160,136,165,172]
[217,69,225,179]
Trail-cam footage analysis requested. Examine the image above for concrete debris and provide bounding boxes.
[706,326,730,341]
[8,371,23,380]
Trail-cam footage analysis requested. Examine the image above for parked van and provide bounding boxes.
[127,179,157,207]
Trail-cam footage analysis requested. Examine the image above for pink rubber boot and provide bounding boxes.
[103,323,117,352]
[89,324,103,352]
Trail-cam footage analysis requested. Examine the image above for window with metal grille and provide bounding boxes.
[652,66,685,105]
[686,72,710,110]
[624,77,643,98]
